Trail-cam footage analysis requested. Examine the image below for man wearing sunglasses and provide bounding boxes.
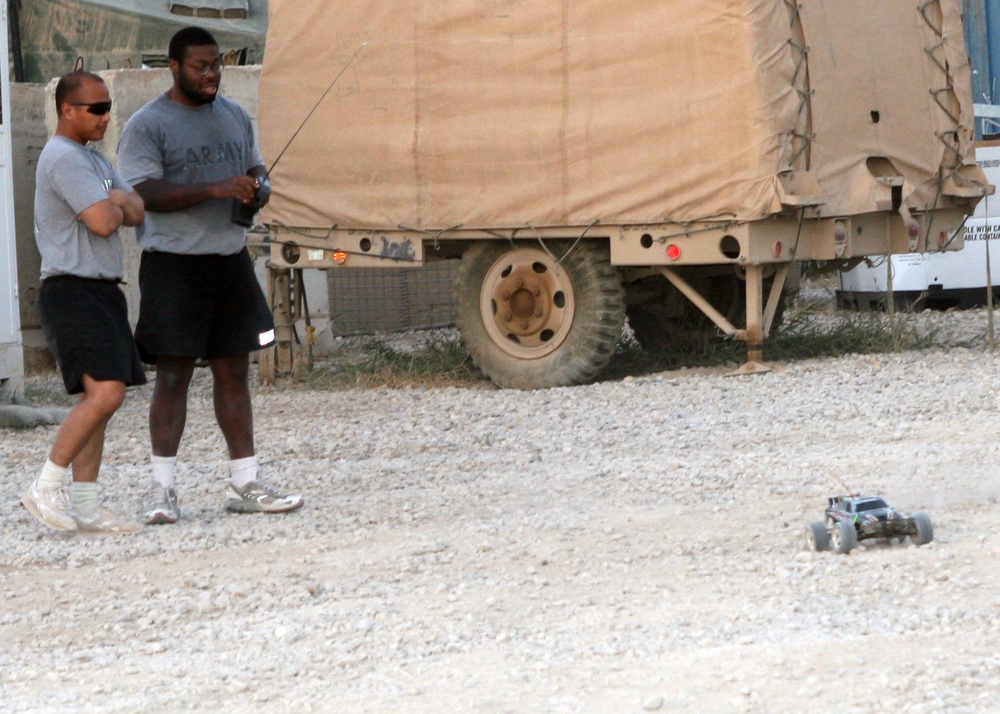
[118,26,303,524]
[25,71,146,533]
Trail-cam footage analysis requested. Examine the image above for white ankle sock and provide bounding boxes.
[229,455,258,489]
[151,455,177,488]
[39,459,68,487]
[71,481,98,516]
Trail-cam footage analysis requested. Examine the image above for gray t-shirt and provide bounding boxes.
[34,135,129,281]
[117,93,265,256]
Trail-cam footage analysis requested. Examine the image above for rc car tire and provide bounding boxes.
[912,513,934,546]
[831,520,857,554]
[805,522,829,552]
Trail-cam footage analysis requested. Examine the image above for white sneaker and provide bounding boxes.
[75,506,142,534]
[225,480,304,514]
[22,478,77,531]
[142,485,180,525]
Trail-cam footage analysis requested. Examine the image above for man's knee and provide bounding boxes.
[155,358,196,395]
[210,354,250,386]
[82,378,127,417]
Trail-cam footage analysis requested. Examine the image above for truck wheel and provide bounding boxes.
[912,513,934,546]
[805,521,829,552]
[455,240,625,389]
[830,521,857,554]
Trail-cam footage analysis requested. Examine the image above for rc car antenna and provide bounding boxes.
[833,473,855,496]
[264,42,368,179]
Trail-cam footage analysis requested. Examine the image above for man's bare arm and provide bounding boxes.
[133,175,260,213]
[108,189,145,227]
[78,200,124,237]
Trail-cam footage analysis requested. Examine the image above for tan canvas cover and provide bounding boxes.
[799,0,976,217]
[260,0,977,231]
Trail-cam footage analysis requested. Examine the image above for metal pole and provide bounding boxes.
[886,243,897,350]
[986,195,996,350]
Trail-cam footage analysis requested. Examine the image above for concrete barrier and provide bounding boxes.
[10,83,51,373]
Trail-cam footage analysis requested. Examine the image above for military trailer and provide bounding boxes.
[257,0,991,389]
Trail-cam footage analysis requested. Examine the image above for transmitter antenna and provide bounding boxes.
[265,42,367,178]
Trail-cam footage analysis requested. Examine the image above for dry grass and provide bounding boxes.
[294,334,486,390]
[293,291,961,390]
[600,299,944,381]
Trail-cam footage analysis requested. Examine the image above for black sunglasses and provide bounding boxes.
[72,101,113,116]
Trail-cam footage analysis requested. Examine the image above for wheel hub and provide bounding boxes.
[480,248,575,358]
[509,287,537,320]
[500,280,547,335]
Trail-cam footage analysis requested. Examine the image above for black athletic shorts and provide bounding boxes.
[135,248,275,363]
[39,275,147,395]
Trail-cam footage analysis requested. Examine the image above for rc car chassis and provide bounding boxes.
[805,494,933,554]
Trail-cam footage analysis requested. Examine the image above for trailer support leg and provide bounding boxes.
[655,267,740,337]
[292,268,315,375]
[261,263,295,384]
[261,264,315,384]
[651,263,790,377]
[727,263,790,376]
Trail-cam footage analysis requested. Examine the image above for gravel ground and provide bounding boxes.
[3,287,1000,713]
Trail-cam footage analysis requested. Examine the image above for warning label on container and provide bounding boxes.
[963,222,1000,241]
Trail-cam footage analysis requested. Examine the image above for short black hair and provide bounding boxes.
[54,70,104,114]
[168,26,219,63]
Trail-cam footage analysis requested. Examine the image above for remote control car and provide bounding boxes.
[805,495,933,554]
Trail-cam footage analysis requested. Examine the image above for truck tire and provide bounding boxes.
[455,240,625,389]
[805,521,829,552]
[626,270,790,353]
[912,513,934,546]
[830,520,857,554]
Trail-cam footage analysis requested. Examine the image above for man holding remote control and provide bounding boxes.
[119,26,303,525]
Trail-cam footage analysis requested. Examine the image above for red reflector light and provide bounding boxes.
[666,244,681,261]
